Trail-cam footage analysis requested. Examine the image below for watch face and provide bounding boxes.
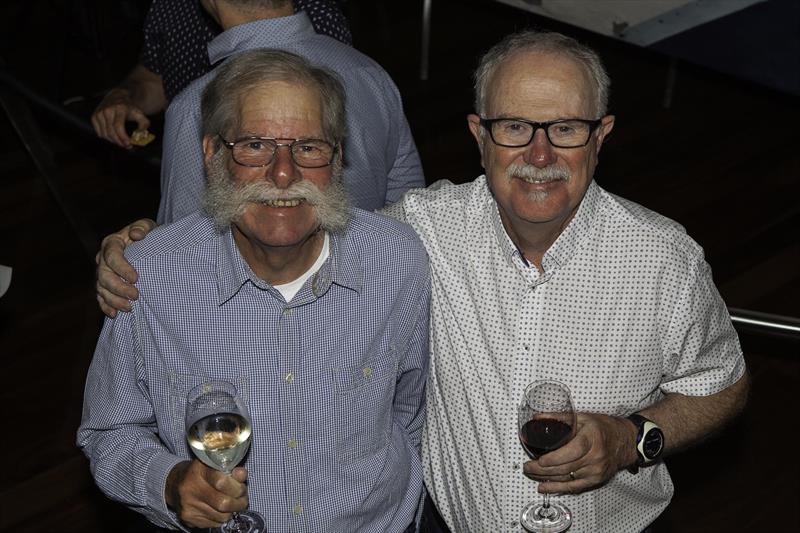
[643,428,664,458]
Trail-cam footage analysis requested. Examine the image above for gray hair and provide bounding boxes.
[474,30,610,118]
[201,49,347,149]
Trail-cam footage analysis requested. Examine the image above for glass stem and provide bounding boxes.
[538,493,555,519]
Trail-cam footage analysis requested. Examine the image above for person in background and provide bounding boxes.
[91,0,351,148]
[157,0,423,223]
[79,49,430,533]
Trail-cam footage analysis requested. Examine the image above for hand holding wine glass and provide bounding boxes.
[185,380,265,533]
[518,379,576,533]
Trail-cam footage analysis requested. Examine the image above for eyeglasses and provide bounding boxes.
[479,117,602,148]
[219,135,337,168]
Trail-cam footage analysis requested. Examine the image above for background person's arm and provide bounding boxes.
[91,64,166,148]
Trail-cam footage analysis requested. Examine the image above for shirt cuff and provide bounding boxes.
[145,451,190,531]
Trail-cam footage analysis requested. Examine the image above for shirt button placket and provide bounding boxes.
[280,304,303,530]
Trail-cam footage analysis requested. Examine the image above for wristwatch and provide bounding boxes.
[627,413,664,472]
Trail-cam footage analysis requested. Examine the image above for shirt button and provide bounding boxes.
[293,504,302,515]
[513,462,520,470]
[282,308,292,316]
[288,438,298,449]
[284,372,294,384]
[362,367,373,379]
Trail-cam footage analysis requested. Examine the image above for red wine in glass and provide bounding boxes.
[520,418,573,458]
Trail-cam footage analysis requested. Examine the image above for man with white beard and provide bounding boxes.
[78,49,430,533]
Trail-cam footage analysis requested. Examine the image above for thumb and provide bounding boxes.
[129,107,151,131]
[129,218,157,241]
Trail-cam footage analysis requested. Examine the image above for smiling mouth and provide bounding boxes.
[516,175,566,185]
[262,198,304,207]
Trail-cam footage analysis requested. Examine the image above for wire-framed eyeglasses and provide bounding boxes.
[219,135,337,168]
[479,117,602,148]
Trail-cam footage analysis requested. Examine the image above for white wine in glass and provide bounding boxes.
[517,379,576,533]
[185,380,265,533]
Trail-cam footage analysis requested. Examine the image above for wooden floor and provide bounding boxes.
[1,1,798,531]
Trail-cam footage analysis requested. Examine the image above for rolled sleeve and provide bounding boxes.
[661,258,746,396]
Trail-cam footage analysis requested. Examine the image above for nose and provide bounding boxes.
[523,127,557,168]
[265,144,302,188]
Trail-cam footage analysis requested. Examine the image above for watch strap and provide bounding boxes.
[627,413,664,472]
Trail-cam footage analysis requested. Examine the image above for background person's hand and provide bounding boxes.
[522,412,638,494]
[91,88,151,148]
[95,218,157,317]
[165,460,249,529]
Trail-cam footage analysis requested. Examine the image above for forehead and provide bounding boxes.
[486,50,595,120]
[236,80,323,135]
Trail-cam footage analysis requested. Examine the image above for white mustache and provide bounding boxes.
[506,164,571,183]
[238,180,327,206]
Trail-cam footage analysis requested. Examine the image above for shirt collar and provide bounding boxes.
[207,12,315,65]
[486,177,601,273]
[215,220,363,305]
[545,180,599,270]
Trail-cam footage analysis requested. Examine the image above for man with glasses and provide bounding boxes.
[94,30,748,533]
[384,31,747,533]
[79,49,430,533]
[157,0,422,225]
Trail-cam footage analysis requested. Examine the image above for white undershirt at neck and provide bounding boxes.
[273,232,330,301]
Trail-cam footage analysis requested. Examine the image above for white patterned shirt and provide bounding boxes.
[383,177,745,533]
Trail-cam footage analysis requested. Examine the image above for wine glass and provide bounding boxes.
[185,380,265,533]
[517,380,577,533]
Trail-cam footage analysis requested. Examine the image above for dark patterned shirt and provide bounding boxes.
[140,0,352,101]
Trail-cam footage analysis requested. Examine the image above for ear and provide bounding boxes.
[202,134,218,168]
[467,114,486,167]
[594,115,615,156]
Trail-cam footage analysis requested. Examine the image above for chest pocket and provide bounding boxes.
[167,373,250,457]
[331,352,398,463]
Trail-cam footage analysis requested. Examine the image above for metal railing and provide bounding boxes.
[729,307,800,339]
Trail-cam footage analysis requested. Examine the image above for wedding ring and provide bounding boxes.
[569,471,576,481]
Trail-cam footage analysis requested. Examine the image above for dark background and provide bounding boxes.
[0,0,798,531]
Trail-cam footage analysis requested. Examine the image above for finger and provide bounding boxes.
[97,294,118,318]
[96,280,134,312]
[93,112,113,144]
[538,477,592,495]
[128,218,157,241]
[102,238,140,285]
[230,467,248,484]
[90,112,104,139]
[180,500,232,528]
[110,109,132,148]
[207,469,249,502]
[129,108,151,132]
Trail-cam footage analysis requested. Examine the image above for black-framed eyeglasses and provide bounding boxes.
[479,117,602,148]
[219,135,337,168]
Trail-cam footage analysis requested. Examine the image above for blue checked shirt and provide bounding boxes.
[158,13,424,223]
[77,209,430,533]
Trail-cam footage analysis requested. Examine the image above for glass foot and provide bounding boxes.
[216,510,266,533]
[520,502,572,533]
